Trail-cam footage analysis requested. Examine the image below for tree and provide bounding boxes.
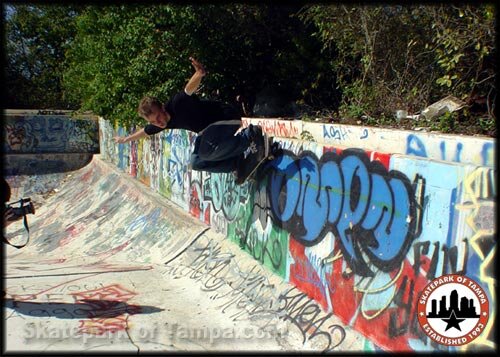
[429,5,496,125]
[4,4,81,109]
[299,4,496,134]
[63,4,338,128]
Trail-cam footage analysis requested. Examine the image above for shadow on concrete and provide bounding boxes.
[3,153,94,176]
[4,298,164,319]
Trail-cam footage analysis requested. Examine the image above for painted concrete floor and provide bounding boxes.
[3,157,367,353]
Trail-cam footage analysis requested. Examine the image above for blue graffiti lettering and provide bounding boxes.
[268,150,417,276]
[439,141,463,162]
[323,125,349,141]
[406,135,427,157]
[481,142,493,166]
[127,208,162,235]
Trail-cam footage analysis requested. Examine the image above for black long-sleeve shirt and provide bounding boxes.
[144,91,239,135]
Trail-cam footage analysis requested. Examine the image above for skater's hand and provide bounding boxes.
[114,136,127,144]
[189,57,206,76]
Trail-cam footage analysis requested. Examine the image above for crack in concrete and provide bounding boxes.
[5,267,152,279]
[124,315,141,354]
[4,309,17,321]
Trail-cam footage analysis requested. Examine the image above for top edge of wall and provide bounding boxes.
[242,117,495,141]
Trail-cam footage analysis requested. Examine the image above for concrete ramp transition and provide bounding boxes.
[4,156,362,352]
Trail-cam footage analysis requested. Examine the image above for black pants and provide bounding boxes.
[190,106,250,173]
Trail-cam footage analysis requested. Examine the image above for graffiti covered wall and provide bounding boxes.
[243,118,495,168]
[4,114,99,154]
[99,118,496,352]
[3,112,99,176]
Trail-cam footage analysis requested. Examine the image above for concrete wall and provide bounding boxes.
[3,112,99,176]
[98,118,496,352]
[4,113,100,154]
[242,118,495,168]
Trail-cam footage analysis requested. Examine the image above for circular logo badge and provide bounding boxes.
[417,274,489,346]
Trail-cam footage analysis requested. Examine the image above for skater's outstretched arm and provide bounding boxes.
[114,128,148,143]
[184,57,206,96]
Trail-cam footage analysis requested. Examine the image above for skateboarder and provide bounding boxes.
[114,57,266,175]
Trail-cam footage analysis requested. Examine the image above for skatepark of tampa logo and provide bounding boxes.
[417,274,489,346]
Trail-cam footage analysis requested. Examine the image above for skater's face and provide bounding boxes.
[146,106,169,128]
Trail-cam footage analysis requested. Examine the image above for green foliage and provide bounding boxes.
[430,112,457,133]
[300,130,314,141]
[430,6,496,104]
[338,80,375,119]
[63,5,187,128]
[62,4,337,128]
[4,4,81,109]
[300,4,496,133]
[5,4,495,136]
[478,115,496,133]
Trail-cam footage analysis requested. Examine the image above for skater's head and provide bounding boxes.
[138,96,170,128]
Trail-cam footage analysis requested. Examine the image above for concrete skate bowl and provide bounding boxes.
[3,156,363,353]
[3,115,496,353]
[98,117,496,353]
